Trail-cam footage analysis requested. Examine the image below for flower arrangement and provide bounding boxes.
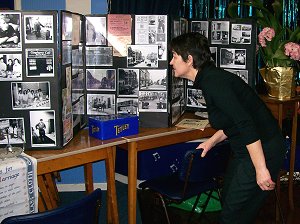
[228,0,300,68]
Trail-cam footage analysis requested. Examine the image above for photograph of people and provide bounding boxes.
[0,118,25,144]
[11,82,50,110]
[30,110,56,147]
[24,15,53,43]
[0,54,22,81]
[0,12,21,51]
[169,32,286,223]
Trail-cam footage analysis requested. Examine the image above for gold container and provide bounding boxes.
[259,67,296,100]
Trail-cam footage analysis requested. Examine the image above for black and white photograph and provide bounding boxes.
[180,18,188,35]
[0,53,22,81]
[225,69,249,83]
[0,118,25,145]
[118,68,139,97]
[211,21,229,45]
[117,98,138,115]
[209,47,217,65]
[30,110,56,147]
[26,48,54,77]
[140,69,167,90]
[173,20,180,38]
[0,12,22,51]
[86,69,116,91]
[191,21,209,38]
[187,88,206,108]
[11,81,50,110]
[127,44,158,68]
[231,24,252,44]
[62,41,72,65]
[72,68,85,90]
[171,72,184,100]
[24,15,54,43]
[87,93,115,115]
[72,47,83,66]
[72,93,85,114]
[86,16,106,45]
[220,48,246,69]
[139,91,167,112]
[62,12,72,41]
[86,46,113,66]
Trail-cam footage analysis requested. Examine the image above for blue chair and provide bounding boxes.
[1,188,102,224]
[138,143,231,224]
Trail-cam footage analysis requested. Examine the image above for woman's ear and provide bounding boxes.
[187,55,194,67]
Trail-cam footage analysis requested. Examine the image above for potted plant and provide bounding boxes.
[228,0,300,99]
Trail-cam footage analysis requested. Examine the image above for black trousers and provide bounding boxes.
[219,134,286,224]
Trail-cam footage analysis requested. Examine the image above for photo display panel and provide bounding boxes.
[187,18,257,114]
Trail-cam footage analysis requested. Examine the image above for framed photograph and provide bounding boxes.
[0,53,22,81]
[220,48,246,69]
[30,110,56,147]
[117,98,138,115]
[26,48,54,77]
[62,41,72,65]
[209,47,217,66]
[72,46,83,66]
[118,68,139,97]
[139,90,167,112]
[86,46,113,66]
[0,12,22,51]
[72,93,85,114]
[127,44,158,68]
[72,69,85,90]
[86,69,116,91]
[225,69,249,83]
[11,81,50,110]
[187,88,206,108]
[24,15,54,43]
[0,118,25,145]
[231,24,252,44]
[87,93,115,115]
[140,69,167,90]
[211,21,230,45]
[86,16,106,45]
[191,21,209,38]
[62,12,72,41]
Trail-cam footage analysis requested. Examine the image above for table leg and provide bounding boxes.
[84,163,94,194]
[128,142,137,224]
[288,102,298,210]
[37,175,53,210]
[105,146,119,224]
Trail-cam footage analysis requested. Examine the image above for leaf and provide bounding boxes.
[227,2,239,18]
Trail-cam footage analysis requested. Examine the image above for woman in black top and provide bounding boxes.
[169,32,286,223]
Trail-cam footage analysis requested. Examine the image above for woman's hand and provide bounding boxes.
[196,140,214,157]
[256,167,275,191]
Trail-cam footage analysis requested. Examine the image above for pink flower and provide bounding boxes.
[284,42,300,61]
[258,27,275,47]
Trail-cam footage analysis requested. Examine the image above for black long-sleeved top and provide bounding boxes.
[193,63,281,156]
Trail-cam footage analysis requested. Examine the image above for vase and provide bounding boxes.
[259,66,297,100]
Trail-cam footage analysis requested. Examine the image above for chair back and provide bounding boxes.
[179,143,231,183]
[1,188,102,224]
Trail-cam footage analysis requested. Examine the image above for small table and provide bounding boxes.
[27,129,126,224]
[120,115,216,224]
[260,95,300,210]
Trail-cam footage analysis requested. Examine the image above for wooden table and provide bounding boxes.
[260,95,300,210]
[27,129,126,224]
[120,123,216,224]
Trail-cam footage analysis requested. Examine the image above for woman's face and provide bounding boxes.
[169,51,190,78]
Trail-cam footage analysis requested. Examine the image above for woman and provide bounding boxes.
[169,32,286,223]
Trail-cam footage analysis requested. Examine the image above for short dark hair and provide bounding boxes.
[169,32,212,70]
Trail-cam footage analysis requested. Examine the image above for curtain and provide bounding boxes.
[108,0,181,15]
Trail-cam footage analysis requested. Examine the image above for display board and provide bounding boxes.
[186,18,257,113]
